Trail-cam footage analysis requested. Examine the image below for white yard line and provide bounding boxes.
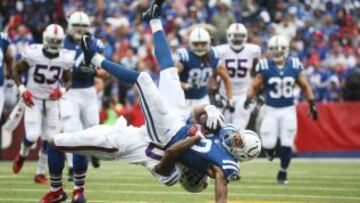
[0,181,359,192]
[1,188,359,201]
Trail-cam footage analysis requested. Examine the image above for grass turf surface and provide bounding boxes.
[0,159,359,203]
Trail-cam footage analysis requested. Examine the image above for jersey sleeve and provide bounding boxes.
[252,45,261,59]
[292,57,303,77]
[61,49,76,70]
[176,48,189,64]
[255,58,268,76]
[1,32,11,52]
[222,159,240,182]
[95,38,104,53]
[20,45,35,66]
[211,47,222,69]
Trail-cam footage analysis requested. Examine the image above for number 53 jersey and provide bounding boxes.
[21,44,75,99]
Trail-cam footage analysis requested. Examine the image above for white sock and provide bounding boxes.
[150,19,163,33]
[20,142,31,157]
[91,54,105,67]
[36,150,48,175]
[66,153,73,168]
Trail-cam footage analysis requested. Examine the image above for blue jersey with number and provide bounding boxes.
[64,36,103,88]
[256,57,303,108]
[177,48,220,99]
[0,32,11,86]
[166,125,240,182]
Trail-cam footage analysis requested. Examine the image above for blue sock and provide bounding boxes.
[41,140,48,153]
[153,31,174,70]
[47,144,64,190]
[280,146,292,171]
[73,154,88,188]
[101,59,139,85]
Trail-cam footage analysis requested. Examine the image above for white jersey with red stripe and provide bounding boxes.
[21,44,75,99]
[215,43,261,97]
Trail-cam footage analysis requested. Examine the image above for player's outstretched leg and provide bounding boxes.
[40,144,67,203]
[13,136,33,174]
[278,146,292,184]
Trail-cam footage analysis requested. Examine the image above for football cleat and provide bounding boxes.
[71,187,86,203]
[40,189,67,203]
[34,174,49,185]
[277,171,288,185]
[12,154,26,174]
[80,34,101,66]
[142,0,165,23]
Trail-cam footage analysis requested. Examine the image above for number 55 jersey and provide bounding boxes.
[22,44,75,99]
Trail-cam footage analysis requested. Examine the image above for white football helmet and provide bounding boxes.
[220,125,261,162]
[67,11,90,41]
[179,167,209,193]
[227,23,248,51]
[189,27,211,57]
[267,35,289,62]
[43,24,65,54]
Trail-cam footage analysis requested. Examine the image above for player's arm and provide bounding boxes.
[62,69,72,90]
[154,134,203,176]
[12,60,30,86]
[296,72,318,120]
[208,165,228,203]
[250,58,259,77]
[4,45,14,78]
[95,68,110,79]
[176,61,190,90]
[13,60,34,106]
[213,64,233,101]
[244,73,263,109]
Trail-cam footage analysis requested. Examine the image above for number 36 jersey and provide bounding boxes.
[215,43,261,97]
[256,57,303,108]
[21,44,75,99]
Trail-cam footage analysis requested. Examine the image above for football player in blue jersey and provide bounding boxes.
[176,27,233,116]
[244,35,318,184]
[40,12,107,203]
[0,32,14,121]
[77,1,261,202]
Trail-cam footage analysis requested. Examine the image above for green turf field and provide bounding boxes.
[0,159,359,203]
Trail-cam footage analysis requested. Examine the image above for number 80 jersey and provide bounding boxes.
[256,57,303,108]
[21,44,75,99]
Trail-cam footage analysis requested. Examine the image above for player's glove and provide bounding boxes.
[81,34,102,66]
[243,96,252,110]
[18,85,34,107]
[208,89,224,108]
[308,99,318,120]
[204,105,225,130]
[226,99,235,113]
[49,87,66,100]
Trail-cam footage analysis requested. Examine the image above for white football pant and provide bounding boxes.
[260,105,297,149]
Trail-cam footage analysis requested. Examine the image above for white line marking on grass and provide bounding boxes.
[1,188,360,201]
[0,198,153,203]
[1,181,359,192]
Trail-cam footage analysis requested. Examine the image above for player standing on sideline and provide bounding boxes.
[39,12,105,203]
[244,35,318,184]
[0,32,14,121]
[215,23,261,129]
[176,27,233,116]
[11,24,73,185]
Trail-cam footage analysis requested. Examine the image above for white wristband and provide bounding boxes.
[60,87,66,95]
[18,84,26,95]
[91,54,105,68]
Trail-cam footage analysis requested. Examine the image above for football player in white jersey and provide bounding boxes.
[11,24,74,184]
[215,23,261,129]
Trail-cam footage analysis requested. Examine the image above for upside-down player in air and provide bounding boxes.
[47,1,262,203]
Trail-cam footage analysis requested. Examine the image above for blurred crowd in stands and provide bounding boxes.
[1,0,360,122]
